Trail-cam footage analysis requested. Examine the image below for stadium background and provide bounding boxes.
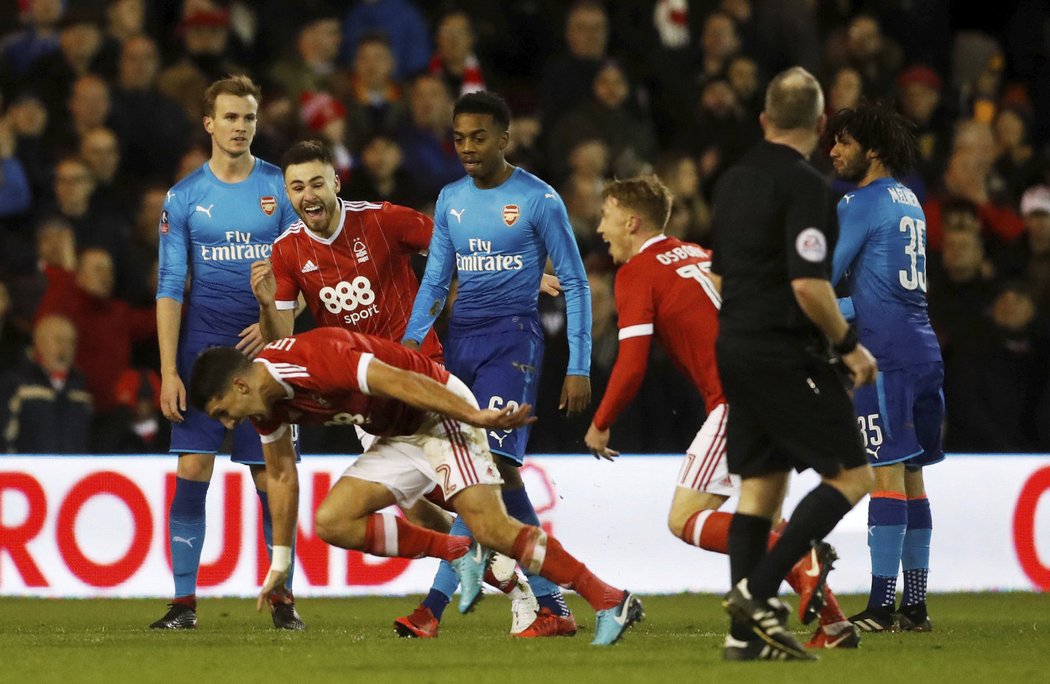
[0,1,1048,598]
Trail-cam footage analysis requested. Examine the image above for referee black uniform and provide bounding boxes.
[711,140,865,479]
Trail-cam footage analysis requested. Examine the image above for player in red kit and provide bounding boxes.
[584,176,859,650]
[189,327,644,645]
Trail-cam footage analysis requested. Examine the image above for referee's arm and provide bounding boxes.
[792,277,877,386]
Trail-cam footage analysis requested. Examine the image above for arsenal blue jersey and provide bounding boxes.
[832,178,941,370]
[156,159,297,337]
[405,167,592,375]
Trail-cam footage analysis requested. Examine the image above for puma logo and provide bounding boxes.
[172,536,196,549]
[195,204,214,218]
[450,208,465,223]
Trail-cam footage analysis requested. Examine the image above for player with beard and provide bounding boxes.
[828,102,943,633]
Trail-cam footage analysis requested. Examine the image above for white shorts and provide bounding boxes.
[676,402,738,497]
[342,374,503,508]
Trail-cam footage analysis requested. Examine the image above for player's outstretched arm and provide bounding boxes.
[365,359,536,430]
[157,297,186,421]
[256,428,299,611]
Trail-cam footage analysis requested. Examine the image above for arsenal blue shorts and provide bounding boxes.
[445,314,544,465]
[852,361,945,468]
[171,331,299,464]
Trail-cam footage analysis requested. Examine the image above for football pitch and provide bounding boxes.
[5,592,1047,683]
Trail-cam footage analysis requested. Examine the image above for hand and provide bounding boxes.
[250,259,276,307]
[585,423,619,461]
[470,403,537,430]
[256,567,289,613]
[540,273,562,297]
[402,339,421,351]
[559,375,591,415]
[841,343,877,387]
[160,371,186,422]
[236,322,266,358]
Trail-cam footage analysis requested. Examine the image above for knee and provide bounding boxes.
[467,515,517,555]
[841,464,875,504]
[667,511,686,539]
[314,503,355,548]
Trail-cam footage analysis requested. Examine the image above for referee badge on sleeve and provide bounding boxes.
[796,227,827,263]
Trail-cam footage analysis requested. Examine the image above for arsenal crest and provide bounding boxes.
[502,204,519,226]
[260,196,277,216]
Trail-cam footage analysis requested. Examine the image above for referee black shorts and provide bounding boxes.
[716,339,867,478]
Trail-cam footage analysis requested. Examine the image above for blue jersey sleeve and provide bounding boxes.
[156,190,190,302]
[535,191,592,375]
[831,199,870,287]
[404,191,455,343]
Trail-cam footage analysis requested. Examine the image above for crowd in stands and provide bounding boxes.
[1,0,1048,454]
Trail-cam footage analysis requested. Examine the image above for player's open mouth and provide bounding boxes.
[462,159,479,171]
[303,203,325,219]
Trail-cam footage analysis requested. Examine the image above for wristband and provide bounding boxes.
[271,545,292,573]
[833,324,859,355]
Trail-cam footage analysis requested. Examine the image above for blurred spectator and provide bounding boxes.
[0,280,31,374]
[998,185,1050,319]
[157,9,244,122]
[340,0,432,79]
[726,54,763,118]
[79,126,136,218]
[2,217,76,335]
[299,91,353,183]
[826,66,863,116]
[0,314,92,453]
[927,207,997,353]
[35,246,155,415]
[896,64,951,188]
[6,93,52,203]
[944,281,1050,452]
[654,150,711,246]
[0,116,32,219]
[123,184,166,308]
[547,60,657,184]
[109,35,191,182]
[825,13,904,98]
[396,74,461,198]
[175,144,210,182]
[94,0,148,79]
[338,31,407,152]
[697,11,741,89]
[428,10,488,97]
[992,107,1045,207]
[343,132,424,208]
[558,138,609,254]
[951,31,1004,125]
[539,0,610,134]
[268,10,344,105]
[0,0,63,86]
[504,112,544,175]
[51,74,112,161]
[97,366,170,453]
[26,11,106,123]
[675,78,759,195]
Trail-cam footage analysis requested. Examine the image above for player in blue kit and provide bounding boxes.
[151,75,303,631]
[828,102,943,633]
[396,91,596,639]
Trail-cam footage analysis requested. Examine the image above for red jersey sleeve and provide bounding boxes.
[592,264,655,430]
[270,237,301,310]
[384,203,433,253]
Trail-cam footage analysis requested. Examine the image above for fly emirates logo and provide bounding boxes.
[199,230,273,261]
[457,238,524,272]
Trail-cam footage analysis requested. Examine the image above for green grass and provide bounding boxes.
[3,593,1048,683]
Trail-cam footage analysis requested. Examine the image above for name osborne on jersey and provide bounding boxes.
[198,230,272,261]
[456,238,525,272]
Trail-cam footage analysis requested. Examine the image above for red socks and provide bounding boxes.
[511,526,623,611]
[363,512,470,561]
[681,510,732,552]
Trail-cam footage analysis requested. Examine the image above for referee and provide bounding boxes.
[710,67,877,661]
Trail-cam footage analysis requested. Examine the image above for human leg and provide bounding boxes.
[898,467,933,630]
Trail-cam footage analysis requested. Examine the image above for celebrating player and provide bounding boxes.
[829,102,943,633]
[153,75,303,631]
[398,91,592,638]
[585,175,860,650]
[189,327,644,646]
[251,139,541,634]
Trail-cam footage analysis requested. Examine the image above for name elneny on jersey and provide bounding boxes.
[199,230,272,261]
[886,186,920,208]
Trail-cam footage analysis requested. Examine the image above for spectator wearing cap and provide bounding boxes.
[157,8,245,122]
[997,186,1050,316]
[340,0,432,79]
[0,314,92,453]
[269,11,345,106]
[339,32,408,152]
[300,91,354,184]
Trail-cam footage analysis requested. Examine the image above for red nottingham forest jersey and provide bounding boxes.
[251,327,451,439]
[270,199,443,360]
[593,236,725,429]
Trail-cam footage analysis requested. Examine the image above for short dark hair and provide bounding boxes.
[189,347,252,412]
[827,101,920,178]
[453,91,511,131]
[280,139,334,172]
